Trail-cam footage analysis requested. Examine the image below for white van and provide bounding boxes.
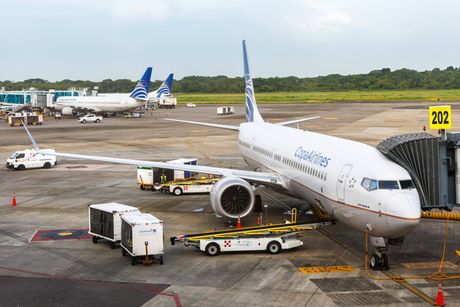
[6,149,57,170]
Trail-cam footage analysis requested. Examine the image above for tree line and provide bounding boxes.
[2,66,460,93]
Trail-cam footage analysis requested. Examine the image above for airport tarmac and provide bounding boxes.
[0,102,459,307]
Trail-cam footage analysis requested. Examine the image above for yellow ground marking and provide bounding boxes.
[298,265,354,274]
[401,261,456,269]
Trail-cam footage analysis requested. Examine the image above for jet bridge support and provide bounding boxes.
[377,132,460,210]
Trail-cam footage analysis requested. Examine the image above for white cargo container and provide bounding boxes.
[88,203,140,248]
[121,213,164,265]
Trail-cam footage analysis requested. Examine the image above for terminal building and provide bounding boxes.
[0,87,96,109]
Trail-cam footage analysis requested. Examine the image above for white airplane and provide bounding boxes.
[98,73,174,101]
[55,68,154,115]
[23,41,421,270]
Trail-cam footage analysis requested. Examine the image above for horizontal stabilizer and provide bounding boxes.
[164,118,239,131]
[276,116,320,126]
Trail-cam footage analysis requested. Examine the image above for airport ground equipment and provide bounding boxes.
[377,131,460,211]
[137,158,197,190]
[161,177,220,195]
[88,203,140,248]
[170,220,330,256]
[121,213,164,265]
[157,95,176,109]
[217,106,234,115]
[5,148,56,170]
[79,114,102,123]
[6,112,43,126]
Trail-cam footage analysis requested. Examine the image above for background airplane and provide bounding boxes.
[24,41,421,270]
[55,68,154,115]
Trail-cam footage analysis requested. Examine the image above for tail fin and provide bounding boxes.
[129,67,152,100]
[243,40,263,123]
[155,73,174,98]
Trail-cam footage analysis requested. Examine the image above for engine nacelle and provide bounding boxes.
[61,107,74,115]
[210,176,255,219]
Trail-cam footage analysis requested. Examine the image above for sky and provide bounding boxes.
[1,0,460,81]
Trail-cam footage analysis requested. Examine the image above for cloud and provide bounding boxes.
[109,0,226,22]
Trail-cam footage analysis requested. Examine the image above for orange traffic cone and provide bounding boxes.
[257,213,261,225]
[237,216,242,229]
[436,282,445,307]
[11,193,17,207]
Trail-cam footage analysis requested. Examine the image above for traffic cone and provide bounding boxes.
[257,213,261,225]
[436,282,445,307]
[11,193,17,207]
[237,216,242,229]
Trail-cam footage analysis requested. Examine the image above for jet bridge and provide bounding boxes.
[377,132,460,210]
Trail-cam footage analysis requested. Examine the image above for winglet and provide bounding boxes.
[22,121,40,152]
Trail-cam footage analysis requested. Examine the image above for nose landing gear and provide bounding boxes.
[369,236,389,270]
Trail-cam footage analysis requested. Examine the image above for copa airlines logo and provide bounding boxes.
[130,81,148,99]
[245,74,255,122]
[156,82,171,98]
[294,146,331,168]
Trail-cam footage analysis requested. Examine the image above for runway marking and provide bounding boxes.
[298,265,354,274]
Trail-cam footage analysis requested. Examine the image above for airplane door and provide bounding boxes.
[337,164,353,201]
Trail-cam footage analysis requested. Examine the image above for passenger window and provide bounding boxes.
[16,153,25,159]
[378,180,399,190]
[400,180,415,189]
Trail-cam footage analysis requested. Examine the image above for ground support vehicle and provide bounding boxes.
[88,203,140,248]
[6,149,56,170]
[137,158,197,190]
[217,106,234,115]
[79,114,102,123]
[157,95,177,109]
[121,213,164,265]
[171,220,330,256]
[161,177,220,195]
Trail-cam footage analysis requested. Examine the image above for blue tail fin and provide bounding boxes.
[243,40,263,123]
[155,73,174,98]
[130,67,152,100]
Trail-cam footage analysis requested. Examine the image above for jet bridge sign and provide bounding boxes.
[429,105,452,130]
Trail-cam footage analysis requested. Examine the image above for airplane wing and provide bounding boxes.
[275,116,320,126]
[22,124,285,189]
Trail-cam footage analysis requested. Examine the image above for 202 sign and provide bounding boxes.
[429,106,452,130]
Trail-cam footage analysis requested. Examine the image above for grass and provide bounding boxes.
[175,89,460,104]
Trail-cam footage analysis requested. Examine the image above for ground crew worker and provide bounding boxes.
[160,173,167,184]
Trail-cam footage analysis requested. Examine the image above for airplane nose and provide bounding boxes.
[385,192,421,236]
[386,193,421,219]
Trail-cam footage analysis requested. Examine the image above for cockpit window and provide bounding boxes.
[400,180,415,189]
[378,180,399,190]
[361,178,378,191]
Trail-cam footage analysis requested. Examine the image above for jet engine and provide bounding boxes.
[210,176,255,219]
[61,107,74,115]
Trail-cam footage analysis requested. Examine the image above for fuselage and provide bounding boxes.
[238,122,421,238]
[55,96,144,112]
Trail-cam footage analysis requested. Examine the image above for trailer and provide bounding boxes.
[217,106,234,115]
[161,177,220,195]
[121,213,164,265]
[137,158,198,190]
[157,95,177,109]
[171,219,331,256]
[88,203,140,248]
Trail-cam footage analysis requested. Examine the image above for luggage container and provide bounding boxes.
[121,213,164,265]
[88,203,140,248]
